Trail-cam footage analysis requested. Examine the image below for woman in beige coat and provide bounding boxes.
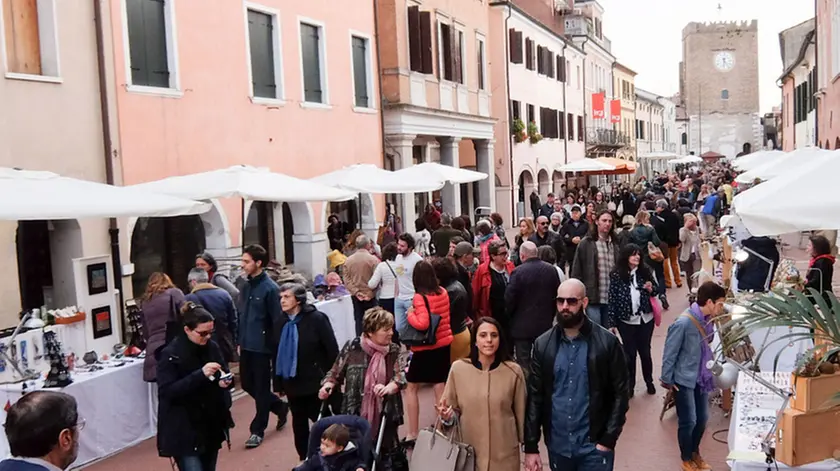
[438,317,526,471]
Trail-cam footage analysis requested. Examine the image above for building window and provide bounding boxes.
[721,89,729,100]
[556,55,565,82]
[511,100,520,121]
[559,111,566,139]
[525,37,534,71]
[126,0,175,88]
[833,1,840,77]
[508,28,523,64]
[527,104,535,124]
[576,65,581,89]
[681,132,687,145]
[246,7,282,100]
[477,36,486,90]
[300,21,326,104]
[2,0,59,77]
[540,108,558,138]
[351,35,372,108]
[568,113,574,140]
[437,21,462,83]
[577,115,584,141]
[407,6,433,74]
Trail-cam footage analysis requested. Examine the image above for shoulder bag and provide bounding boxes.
[410,416,475,471]
[648,241,665,262]
[399,294,441,347]
[384,261,399,298]
[163,293,181,347]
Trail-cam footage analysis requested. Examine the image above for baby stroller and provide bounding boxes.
[302,399,406,471]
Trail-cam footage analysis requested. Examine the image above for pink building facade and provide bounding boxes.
[109,0,384,287]
[817,0,840,150]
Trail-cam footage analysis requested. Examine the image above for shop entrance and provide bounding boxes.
[16,219,83,312]
[130,215,206,297]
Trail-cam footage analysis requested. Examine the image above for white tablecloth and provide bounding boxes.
[0,359,155,469]
[727,371,837,471]
[316,295,356,349]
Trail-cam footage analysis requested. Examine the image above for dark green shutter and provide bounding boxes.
[352,36,369,107]
[248,10,276,98]
[301,23,322,103]
[126,0,169,88]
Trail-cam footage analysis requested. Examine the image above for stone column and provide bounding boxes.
[475,139,495,209]
[389,134,417,229]
[437,137,461,216]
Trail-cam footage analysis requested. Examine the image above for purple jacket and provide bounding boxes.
[141,287,185,382]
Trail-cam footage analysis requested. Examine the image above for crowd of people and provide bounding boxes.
[2,162,766,471]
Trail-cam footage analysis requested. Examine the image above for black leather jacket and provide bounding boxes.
[524,318,629,453]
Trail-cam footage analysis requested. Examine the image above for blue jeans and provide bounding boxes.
[675,386,709,462]
[586,304,608,327]
[394,298,412,332]
[176,450,218,471]
[549,446,614,471]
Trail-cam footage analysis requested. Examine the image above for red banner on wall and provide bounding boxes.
[610,99,621,123]
[592,92,605,119]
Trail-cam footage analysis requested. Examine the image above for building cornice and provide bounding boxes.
[488,1,586,56]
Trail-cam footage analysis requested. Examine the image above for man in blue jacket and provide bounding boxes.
[238,244,286,449]
[660,281,726,471]
[186,268,238,363]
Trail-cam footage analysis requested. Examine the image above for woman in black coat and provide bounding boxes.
[157,302,233,471]
[805,235,835,304]
[274,283,340,461]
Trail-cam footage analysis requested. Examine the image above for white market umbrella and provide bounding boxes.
[669,155,703,165]
[556,159,616,173]
[733,150,840,235]
[0,167,211,220]
[129,165,356,202]
[311,164,444,194]
[393,162,487,184]
[735,148,833,184]
[732,150,785,171]
[639,151,681,159]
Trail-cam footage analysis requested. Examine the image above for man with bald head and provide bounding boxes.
[524,279,629,471]
[504,241,561,374]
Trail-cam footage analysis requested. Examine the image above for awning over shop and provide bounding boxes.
[128,165,357,202]
[731,150,786,172]
[0,167,211,220]
[392,162,487,184]
[312,164,444,194]
[557,159,617,173]
[735,148,833,184]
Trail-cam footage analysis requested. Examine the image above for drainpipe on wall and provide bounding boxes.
[373,0,386,225]
[561,43,568,165]
[93,0,126,336]
[580,37,589,159]
[504,4,515,224]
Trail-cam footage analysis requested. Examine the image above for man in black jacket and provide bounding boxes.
[559,206,589,273]
[652,199,683,288]
[539,193,557,219]
[504,241,561,375]
[530,216,565,263]
[524,279,629,471]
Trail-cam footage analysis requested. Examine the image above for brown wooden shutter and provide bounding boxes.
[559,112,566,139]
[408,6,421,72]
[536,45,543,74]
[419,11,433,74]
[514,31,523,63]
[558,56,566,82]
[3,0,42,75]
[508,28,517,63]
[452,28,462,84]
[524,38,532,70]
[578,116,584,141]
[568,114,575,140]
[547,50,555,78]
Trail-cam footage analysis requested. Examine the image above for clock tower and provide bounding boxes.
[679,20,761,157]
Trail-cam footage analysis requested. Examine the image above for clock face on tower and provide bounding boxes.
[714,51,735,72]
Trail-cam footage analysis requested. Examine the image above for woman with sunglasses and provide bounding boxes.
[607,244,658,397]
[438,317,525,471]
[157,302,234,471]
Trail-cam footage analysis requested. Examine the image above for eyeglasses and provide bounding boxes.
[556,297,581,306]
[75,418,86,432]
[539,222,549,226]
[496,251,509,257]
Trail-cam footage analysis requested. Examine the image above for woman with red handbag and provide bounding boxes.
[606,244,659,398]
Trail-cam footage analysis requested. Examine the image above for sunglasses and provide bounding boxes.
[539,222,549,226]
[496,251,509,257]
[194,329,215,338]
[555,297,581,306]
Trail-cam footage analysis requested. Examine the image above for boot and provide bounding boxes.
[692,453,712,470]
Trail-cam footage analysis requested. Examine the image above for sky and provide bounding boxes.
[600,0,814,113]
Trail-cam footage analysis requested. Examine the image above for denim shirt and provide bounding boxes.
[550,334,592,458]
[660,308,706,389]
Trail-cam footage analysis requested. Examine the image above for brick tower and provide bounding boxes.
[679,20,762,158]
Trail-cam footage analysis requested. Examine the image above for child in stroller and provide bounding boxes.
[293,415,371,471]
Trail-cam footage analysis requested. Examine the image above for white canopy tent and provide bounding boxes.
[731,150,785,172]
[128,165,357,202]
[735,148,833,184]
[668,155,703,165]
[732,150,840,235]
[311,164,444,194]
[0,167,211,220]
[392,162,487,184]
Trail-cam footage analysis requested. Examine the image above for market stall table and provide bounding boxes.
[727,371,836,471]
[315,295,356,349]
[0,359,155,468]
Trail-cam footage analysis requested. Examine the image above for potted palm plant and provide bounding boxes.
[723,288,840,408]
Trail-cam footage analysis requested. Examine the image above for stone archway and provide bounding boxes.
[517,168,535,204]
[130,214,206,295]
[537,169,550,198]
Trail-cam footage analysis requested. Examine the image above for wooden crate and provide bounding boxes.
[776,407,840,466]
[790,372,840,412]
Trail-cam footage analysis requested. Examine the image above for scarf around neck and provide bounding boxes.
[275,312,303,378]
[688,303,715,393]
[809,254,836,268]
[360,336,389,433]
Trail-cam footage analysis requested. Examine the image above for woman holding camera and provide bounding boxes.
[156,302,233,471]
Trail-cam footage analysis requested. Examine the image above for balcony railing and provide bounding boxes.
[586,128,631,147]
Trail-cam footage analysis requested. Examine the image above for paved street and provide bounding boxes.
[86,284,730,471]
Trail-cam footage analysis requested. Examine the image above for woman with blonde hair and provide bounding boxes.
[141,272,185,382]
[511,218,535,266]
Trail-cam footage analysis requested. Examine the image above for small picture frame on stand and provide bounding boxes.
[87,263,108,296]
[91,306,113,339]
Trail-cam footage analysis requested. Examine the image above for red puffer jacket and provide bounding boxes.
[408,289,453,352]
